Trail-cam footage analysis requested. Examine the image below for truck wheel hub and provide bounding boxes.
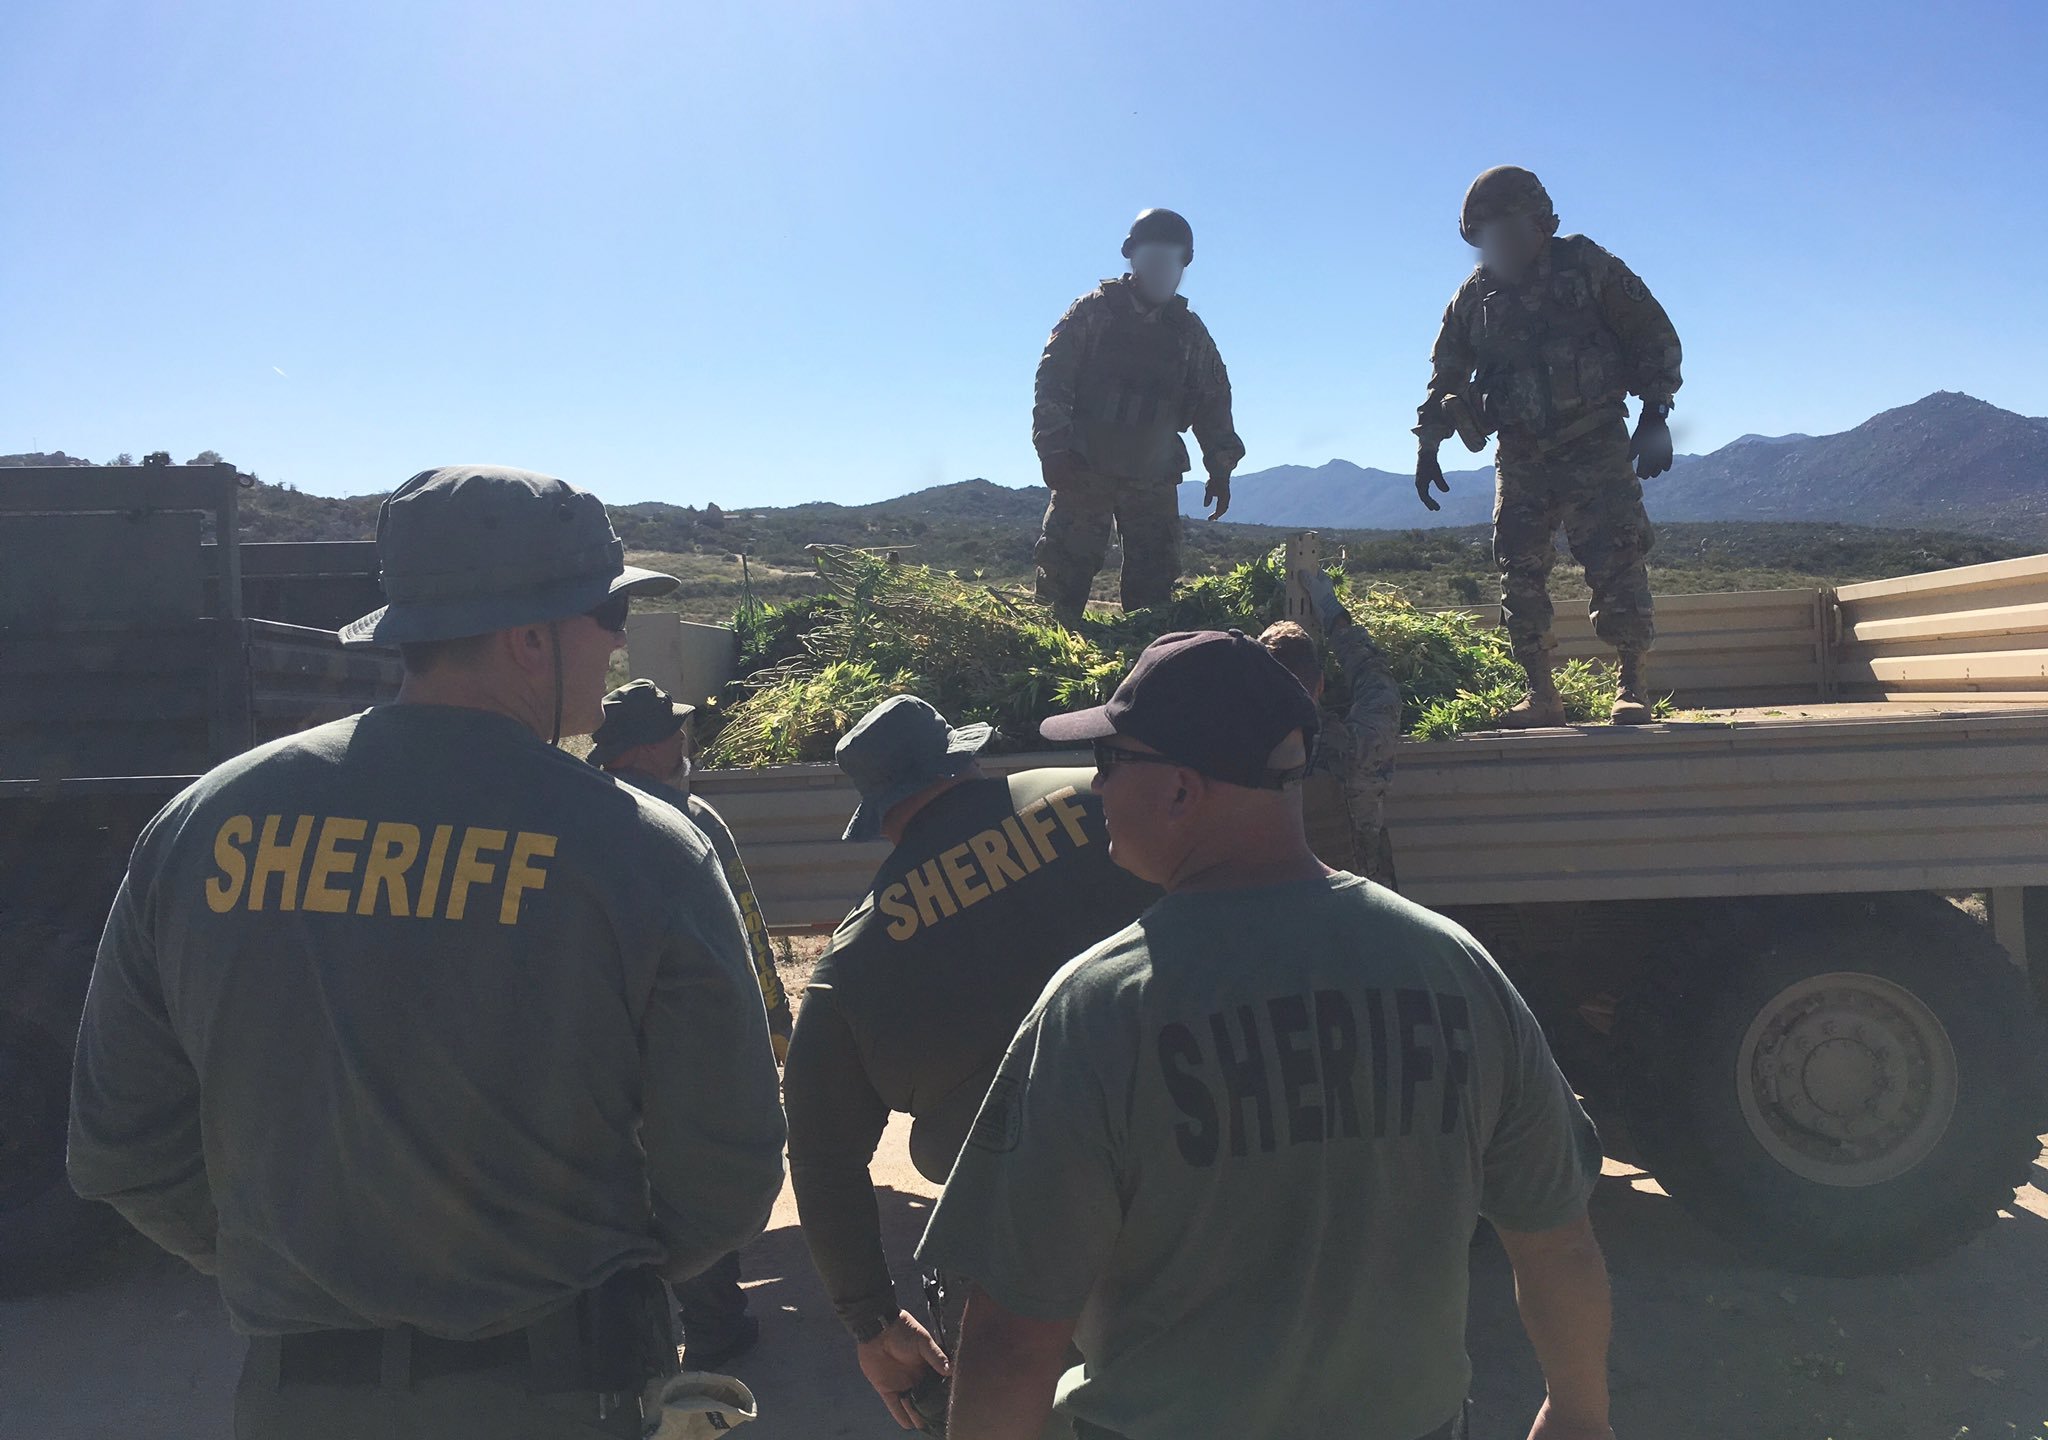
[1737,972,1958,1187]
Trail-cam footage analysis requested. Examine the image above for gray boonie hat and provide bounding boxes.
[589,679,696,767]
[835,695,993,843]
[340,465,678,647]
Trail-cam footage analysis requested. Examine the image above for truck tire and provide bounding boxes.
[1617,895,2048,1275]
[0,1009,116,1292]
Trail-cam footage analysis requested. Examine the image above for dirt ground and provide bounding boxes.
[5,954,2046,1440]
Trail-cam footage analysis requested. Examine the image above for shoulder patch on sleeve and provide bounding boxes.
[968,1073,1024,1154]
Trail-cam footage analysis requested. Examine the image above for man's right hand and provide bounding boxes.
[856,1311,952,1431]
[1040,451,1083,491]
[1415,448,1448,512]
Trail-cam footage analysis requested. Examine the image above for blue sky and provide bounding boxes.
[4,0,2044,506]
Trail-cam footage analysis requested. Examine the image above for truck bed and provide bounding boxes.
[1385,703,2048,909]
[691,702,2048,932]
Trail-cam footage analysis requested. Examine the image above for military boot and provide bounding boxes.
[1611,651,1652,725]
[1498,654,1566,729]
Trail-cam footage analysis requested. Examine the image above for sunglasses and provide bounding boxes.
[586,593,631,634]
[1092,739,1182,775]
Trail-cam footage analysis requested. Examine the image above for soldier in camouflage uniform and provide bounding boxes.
[1033,208,1245,625]
[1414,166,1683,725]
[1259,569,1405,887]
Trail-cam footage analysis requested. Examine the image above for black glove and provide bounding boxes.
[1415,448,1448,512]
[1203,472,1231,520]
[1628,413,1673,480]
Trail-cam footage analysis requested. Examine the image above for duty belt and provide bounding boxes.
[249,1266,676,1417]
[1498,407,1618,460]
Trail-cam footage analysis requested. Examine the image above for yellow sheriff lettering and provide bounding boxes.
[878,882,920,940]
[248,814,314,911]
[498,831,556,925]
[203,815,558,922]
[205,815,254,912]
[967,826,1027,891]
[357,822,421,917]
[444,827,508,922]
[415,824,455,919]
[1017,801,1061,865]
[1048,792,1091,848]
[302,818,368,914]
[903,858,957,928]
[938,842,990,908]
[999,816,1043,873]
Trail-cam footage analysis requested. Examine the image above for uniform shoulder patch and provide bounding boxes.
[967,1073,1025,1154]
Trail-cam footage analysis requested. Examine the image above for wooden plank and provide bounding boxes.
[1834,552,2048,604]
[1837,690,2048,706]
[1836,650,2048,685]
[1847,599,2048,645]
[1400,856,2048,907]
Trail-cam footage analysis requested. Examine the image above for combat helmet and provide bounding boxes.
[1122,208,1194,264]
[1458,167,1556,244]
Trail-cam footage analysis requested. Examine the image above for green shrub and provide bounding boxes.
[704,546,1663,766]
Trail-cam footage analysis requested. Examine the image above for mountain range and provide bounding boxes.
[1181,392,2048,541]
[8,391,2043,551]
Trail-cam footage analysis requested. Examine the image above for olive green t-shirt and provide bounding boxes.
[68,705,788,1339]
[918,874,1600,1440]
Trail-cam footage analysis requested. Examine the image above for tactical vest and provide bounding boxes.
[1071,285,1195,480]
[1470,237,1626,439]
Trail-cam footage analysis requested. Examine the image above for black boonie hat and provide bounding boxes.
[589,680,695,768]
[1041,629,1318,788]
[340,465,678,647]
[835,695,994,843]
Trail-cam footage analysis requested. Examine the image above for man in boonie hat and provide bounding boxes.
[590,678,796,1369]
[339,465,682,741]
[783,695,1156,1432]
[919,630,1615,1440]
[71,465,789,1439]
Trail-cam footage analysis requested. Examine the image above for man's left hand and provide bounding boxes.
[1628,412,1673,479]
[856,1312,951,1431]
[1203,472,1231,520]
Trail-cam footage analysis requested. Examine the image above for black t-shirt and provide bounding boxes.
[784,767,1158,1334]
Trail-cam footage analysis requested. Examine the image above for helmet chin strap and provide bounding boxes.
[548,619,564,747]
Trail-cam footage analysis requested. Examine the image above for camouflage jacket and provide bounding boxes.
[1416,234,1682,444]
[1304,618,1404,875]
[1034,276,1245,481]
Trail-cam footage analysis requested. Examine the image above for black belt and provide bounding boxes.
[261,1267,677,1395]
[273,1326,530,1387]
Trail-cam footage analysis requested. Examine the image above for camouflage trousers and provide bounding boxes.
[1034,471,1182,620]
[1493,420,1656,661]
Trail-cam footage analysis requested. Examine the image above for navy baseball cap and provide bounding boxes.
[1041,629,1319,789]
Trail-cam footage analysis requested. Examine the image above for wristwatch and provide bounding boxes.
[1641,398,1674,421]
[848,1308,897,1344]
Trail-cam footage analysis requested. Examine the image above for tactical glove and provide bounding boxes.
[1415,448,1448,512]
[1628,413,1673,480]
[1203,472,1231,520]
[1299,566,1351,635]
